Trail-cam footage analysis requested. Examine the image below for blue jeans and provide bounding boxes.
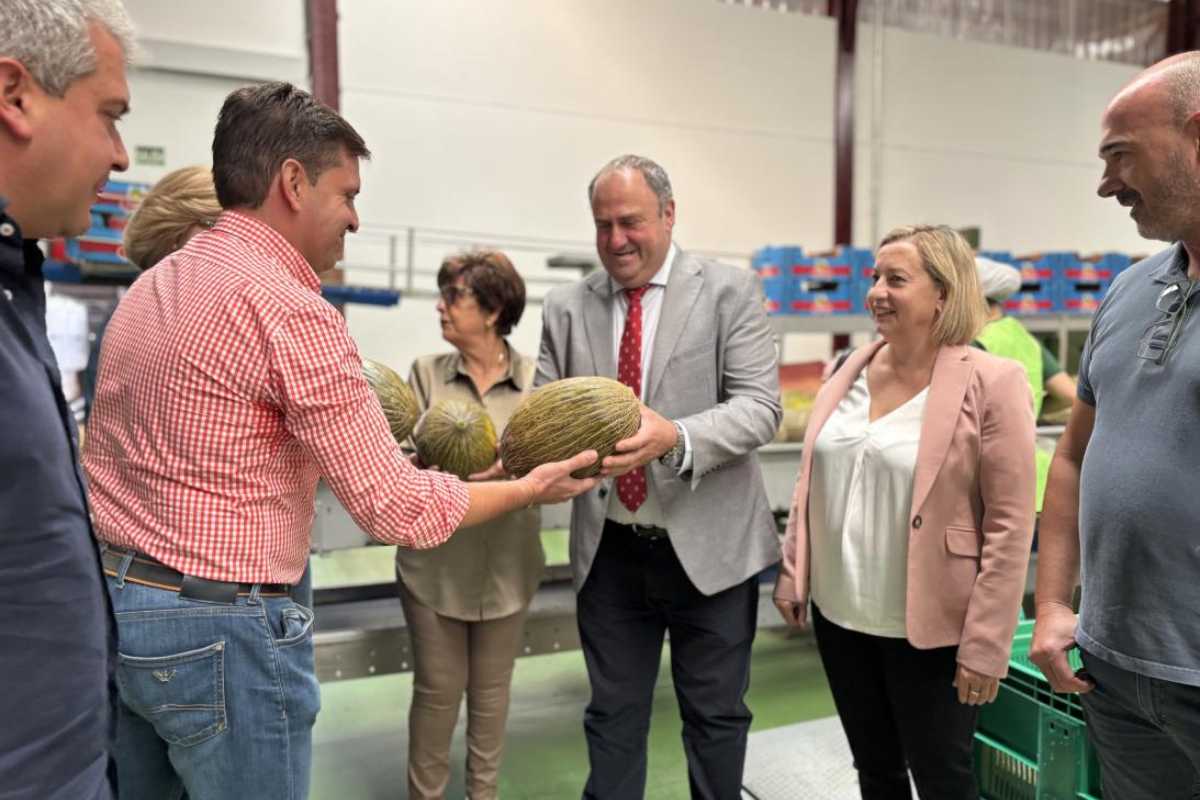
[105,562,320,800]
[1079,648,1200,799]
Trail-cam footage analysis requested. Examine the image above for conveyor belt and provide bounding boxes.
[314,579,582,682]
[314,577,788,683]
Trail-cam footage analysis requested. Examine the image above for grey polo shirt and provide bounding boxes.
[1075,243,1200,685]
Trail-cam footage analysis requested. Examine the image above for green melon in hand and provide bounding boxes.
[414,399,498,479]
[500,376,640,478]
[362,358,420,444]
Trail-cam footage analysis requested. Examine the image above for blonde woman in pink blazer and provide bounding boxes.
[773,225,1035,800]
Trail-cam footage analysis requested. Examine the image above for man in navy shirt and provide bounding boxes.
[0,1,133,797]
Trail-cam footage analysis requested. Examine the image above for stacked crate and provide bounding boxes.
[790,254,855,315]
[1059,254,1130,315]
[753,244,1140,317]
[751,246,801,315]
[45,179,147,281]
[1005,254,1059,315]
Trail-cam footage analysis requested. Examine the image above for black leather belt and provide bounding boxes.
[100,546,291,603]
[607,520,669,541]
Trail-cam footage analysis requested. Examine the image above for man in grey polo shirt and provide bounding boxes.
[1031,51,1200,797]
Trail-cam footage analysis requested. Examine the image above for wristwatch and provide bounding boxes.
[658,421,686,469]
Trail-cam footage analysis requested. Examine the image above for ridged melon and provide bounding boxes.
[362,358,420,444]
[500,377,640,478]
[414,399,498,479]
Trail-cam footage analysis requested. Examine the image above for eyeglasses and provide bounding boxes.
[439,285,473,305]
[1137,281,1194,364]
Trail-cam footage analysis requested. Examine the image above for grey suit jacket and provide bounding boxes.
[536,248,782,595]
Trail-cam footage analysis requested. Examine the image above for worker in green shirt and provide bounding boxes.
[973,257,1076,512]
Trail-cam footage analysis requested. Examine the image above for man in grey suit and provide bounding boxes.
[536,154,782,799]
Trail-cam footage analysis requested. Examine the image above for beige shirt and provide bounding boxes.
[395,344,543,620]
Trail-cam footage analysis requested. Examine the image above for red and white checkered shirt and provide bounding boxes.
[83,211,469,584]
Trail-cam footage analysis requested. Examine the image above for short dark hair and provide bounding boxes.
[212,81,370,209]
[437,250,526,336]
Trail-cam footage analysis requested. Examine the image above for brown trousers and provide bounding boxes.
[399,582,529,800]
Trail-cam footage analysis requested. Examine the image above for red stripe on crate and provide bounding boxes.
[792,266,852,277]
[78,241,122,253]
[1003,299,1054,312]
[791,300,852,312]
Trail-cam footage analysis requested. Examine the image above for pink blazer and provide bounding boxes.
[778,341,1035,678]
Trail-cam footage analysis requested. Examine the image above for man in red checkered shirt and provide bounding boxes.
[82,82,596,800]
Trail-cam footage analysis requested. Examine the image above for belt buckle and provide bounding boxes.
[630,523,667,541]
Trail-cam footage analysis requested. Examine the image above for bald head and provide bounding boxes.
[1111,51,1200,127]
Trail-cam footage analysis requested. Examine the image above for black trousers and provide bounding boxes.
[812,604,979,800]
[577,521,758,800]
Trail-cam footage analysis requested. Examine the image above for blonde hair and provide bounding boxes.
[123,166,222,270]
[878,224,986,346]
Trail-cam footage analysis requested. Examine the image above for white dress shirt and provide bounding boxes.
[605,243,692,526]
[808,370,927,637]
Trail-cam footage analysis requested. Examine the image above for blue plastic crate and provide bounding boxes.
[758,265,791,315]
[790,257,855,315]
[1059,258,1116,316]
[752,246,801,315]
[1006,255,1058,314]
[66,237,126,265]
[837,247,876,314]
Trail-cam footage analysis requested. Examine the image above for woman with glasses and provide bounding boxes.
[397,250,539,800]
[772,225,1036,799]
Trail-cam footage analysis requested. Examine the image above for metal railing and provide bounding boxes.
[339,221,755,304]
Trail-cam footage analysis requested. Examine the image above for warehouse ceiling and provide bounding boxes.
[721,0,1173,66]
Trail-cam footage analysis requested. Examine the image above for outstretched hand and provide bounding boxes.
[522,450,600,505]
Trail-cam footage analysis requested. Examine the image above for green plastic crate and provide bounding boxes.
[975,621,1102,800]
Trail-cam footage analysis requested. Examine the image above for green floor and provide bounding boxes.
[311,626,834,799]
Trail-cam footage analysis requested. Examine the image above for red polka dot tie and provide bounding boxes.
[616,285,649,513]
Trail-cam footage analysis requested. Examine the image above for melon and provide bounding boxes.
[414,399,498,479]
[362,358,420,444]
[500,376,641,478]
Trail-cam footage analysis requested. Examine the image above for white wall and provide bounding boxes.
[336,1,1147,369]
[117,0,305,184]
[340,0,839,365]
[114,1,1150,369]
[859,24,1142,254]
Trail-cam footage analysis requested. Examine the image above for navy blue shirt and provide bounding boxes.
[0,200,115,799]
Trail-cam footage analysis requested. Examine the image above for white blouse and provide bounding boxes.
[809,370,927,638]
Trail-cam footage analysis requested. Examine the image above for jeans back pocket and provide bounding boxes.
[117,639,227,747]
